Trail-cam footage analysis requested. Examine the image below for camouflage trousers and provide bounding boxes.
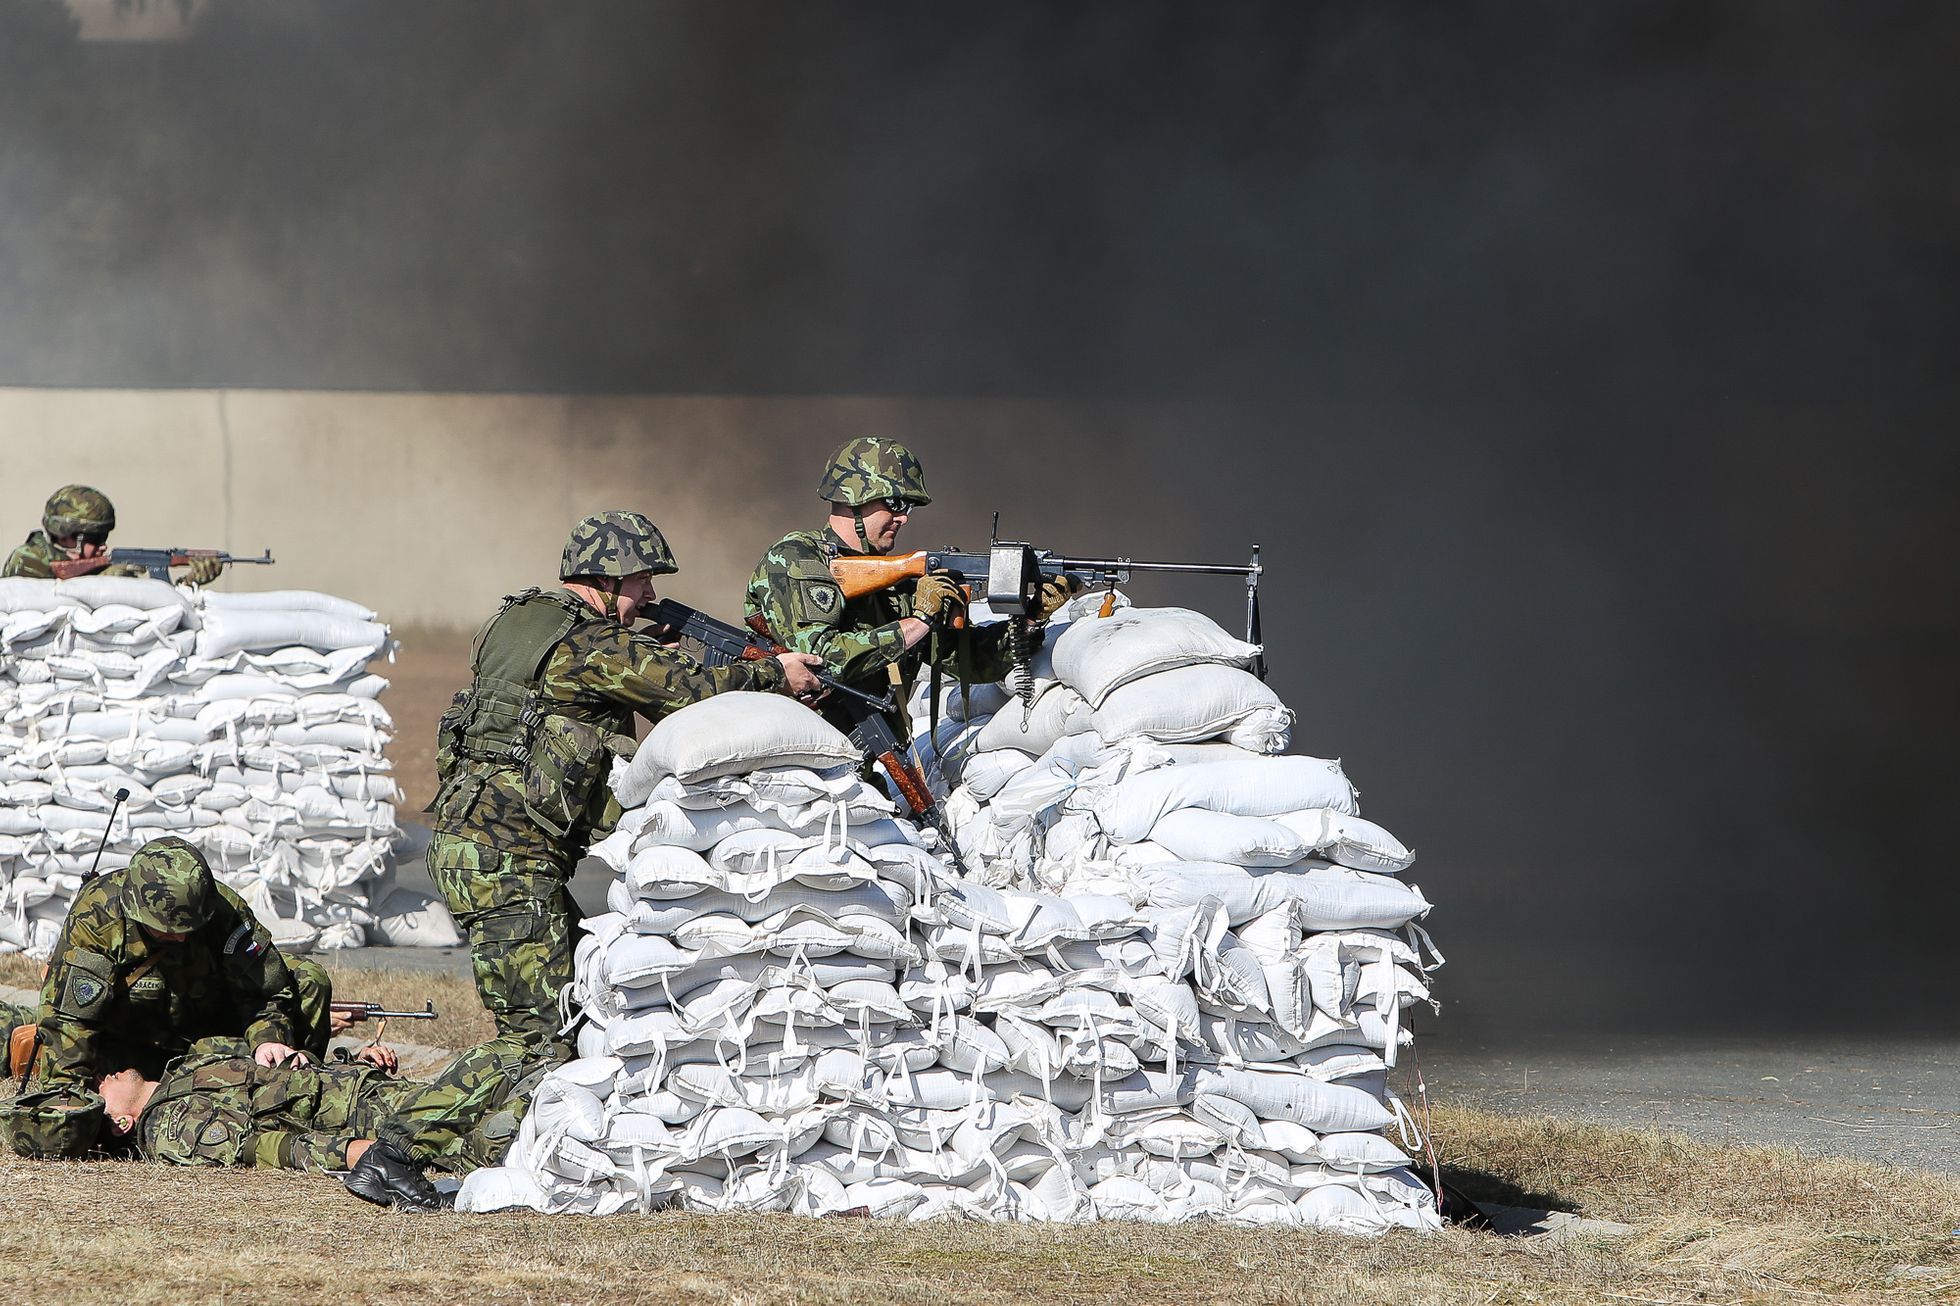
[427,832,582,1048]
[371,1033,551,1172]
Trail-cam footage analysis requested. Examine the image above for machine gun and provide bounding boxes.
[50,547,276,582]
[829,524,1266,707]
[647,598,942,827]
[329,1000,439,1024]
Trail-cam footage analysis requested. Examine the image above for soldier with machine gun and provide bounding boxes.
[744,439,1079,774]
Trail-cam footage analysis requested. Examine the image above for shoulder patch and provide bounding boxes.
[806,583,840,616]
[54,950,117,1021]
[223,923,252,955]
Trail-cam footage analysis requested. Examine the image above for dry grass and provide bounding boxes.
[0,1095,1953,1305]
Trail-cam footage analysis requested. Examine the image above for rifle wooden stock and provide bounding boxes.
[828,553,970,629]
[47,557,113,580]
[877,751,937,820]
[829,552,930,599]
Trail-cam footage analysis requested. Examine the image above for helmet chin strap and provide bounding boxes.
[852,506,876,554]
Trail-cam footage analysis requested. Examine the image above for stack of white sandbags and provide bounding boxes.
[460,683,1441,1234]
[908,603,1439,1066]
[0,576,402,954]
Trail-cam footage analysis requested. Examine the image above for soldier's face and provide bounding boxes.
[139,926,191,945]
[97,1069,147,1134]
[55,535,108,560]
[616,572,658,622]
[859,503,910,553]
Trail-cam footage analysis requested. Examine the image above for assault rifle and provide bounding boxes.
[50,547,276,582]
[646,598,942,824]
[330,1000,439,1024]
[830,529,1267,682]
[645,598,895,716]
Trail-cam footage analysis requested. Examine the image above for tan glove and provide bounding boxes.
[1033,574,1084,622]
[183,556,224,587]
[911,573,966,626]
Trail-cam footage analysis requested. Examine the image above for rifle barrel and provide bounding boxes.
[1053,556,1261,575]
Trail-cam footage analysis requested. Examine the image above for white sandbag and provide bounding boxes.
[1090,664,1292,751]
[1272,810,1414,873]
[1147,810,1308,867]
[618,694,860,799]
[199,589,377,620]
[55,575,194,614]
[366,887,464,947]
[973,686,1093,756]
[1197,1067,1394,1133]
[1092,756,1357,843]
[194,609,388,659]
[959,750,1037,801]
[1053,607,1262,707]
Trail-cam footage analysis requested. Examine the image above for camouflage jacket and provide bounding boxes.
[1,531,142,579]
[430,588,786,864]
[745,526,1030,736]
[136,1034,543,1172]
[33,874,301,1092]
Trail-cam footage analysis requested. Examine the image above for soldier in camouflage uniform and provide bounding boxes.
[427,511,826,1048]
[745,438,1077,742]
[3,485,223,583]
[21,836,335,1094]
[85,1032,549,1208]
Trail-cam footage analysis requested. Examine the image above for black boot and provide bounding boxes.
[343,1140,446,1212]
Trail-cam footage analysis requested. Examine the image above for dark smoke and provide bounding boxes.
[1,1,1955,1037]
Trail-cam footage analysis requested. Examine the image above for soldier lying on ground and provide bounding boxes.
[2,1033,550,1212]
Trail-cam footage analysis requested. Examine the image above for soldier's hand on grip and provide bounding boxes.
[183,556,224,587]
[775,652,829,702]
[911,573,965,626]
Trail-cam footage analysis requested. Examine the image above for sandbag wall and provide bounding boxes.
[461,650,1441,1233]
[0,576,399,954]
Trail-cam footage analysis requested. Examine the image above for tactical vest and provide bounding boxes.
[446,590,585,768]
[432,589,626,841]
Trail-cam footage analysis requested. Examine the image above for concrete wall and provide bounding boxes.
[0,387,1204,630]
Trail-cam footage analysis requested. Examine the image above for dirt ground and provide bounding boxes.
[0,1088,1953,1305]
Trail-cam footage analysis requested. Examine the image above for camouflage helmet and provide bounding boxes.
[42,485,116,541]
[559,512,679,581]
[0,1088,106,1159]
[817,438,931,508]
[120,836,216,934]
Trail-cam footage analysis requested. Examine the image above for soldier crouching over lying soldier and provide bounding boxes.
[15,836,354,1094]
[0,1033,553,1212]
